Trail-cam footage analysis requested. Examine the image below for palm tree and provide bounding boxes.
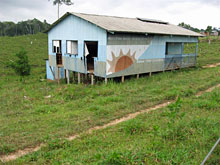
[49,0,74,19]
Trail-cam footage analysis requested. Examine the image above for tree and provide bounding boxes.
[8,49,31,78]
[178,22,200,33]
[205,26,212,33]
[0,19,50,36]
[49,0,74,19]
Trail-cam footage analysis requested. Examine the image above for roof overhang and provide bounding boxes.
[45,12,204,37]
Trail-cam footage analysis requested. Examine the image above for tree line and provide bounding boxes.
[0,19,50,37]
[178,22,220,35]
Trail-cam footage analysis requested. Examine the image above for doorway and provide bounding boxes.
[84,41,98,72]
[52,40,62,65]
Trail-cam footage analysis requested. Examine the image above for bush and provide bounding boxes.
[8,48,31,77]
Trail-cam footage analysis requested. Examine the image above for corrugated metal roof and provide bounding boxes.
[47,12,203,37]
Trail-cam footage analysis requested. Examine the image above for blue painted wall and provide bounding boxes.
[46,60,54,80]
[46,60,65,80]
[47,14,199,79]
[48,15,107,62]
[138,35,198,60]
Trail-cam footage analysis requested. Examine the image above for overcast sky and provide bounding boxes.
[0,0,220,29]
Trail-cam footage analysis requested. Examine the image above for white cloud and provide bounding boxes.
[0,0,219,29]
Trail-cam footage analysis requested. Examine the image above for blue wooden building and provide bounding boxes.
[46,12,202,83]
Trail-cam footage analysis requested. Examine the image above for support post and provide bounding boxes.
[150,72,152,77]
[91,74,94,85]
[105,78,108,84]
[66,70,70,84]
[137,74,139,79]
[49,66,55,80]
[181,43,184,56]
[195,42,198,65]
[72,71,75,83]
[78,73,81,84]
[122,75,125,83]
[64,69,66,79]
[181,42,184,68]
[57,67,60,84]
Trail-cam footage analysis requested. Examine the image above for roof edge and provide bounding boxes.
[44,12,72,33]
[45,12,204,37]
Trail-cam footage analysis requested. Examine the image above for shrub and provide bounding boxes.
[122,119,145,135]
[8,48,31,77]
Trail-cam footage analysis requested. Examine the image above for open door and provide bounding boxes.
[84,41,98,73]
[53,40,62,66]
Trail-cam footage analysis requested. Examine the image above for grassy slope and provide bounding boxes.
[14,89,220,164]
[0,34,220,162]
[198,37,220,66]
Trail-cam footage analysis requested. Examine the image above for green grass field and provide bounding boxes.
[0,33,220,164]
[14,89,220,164]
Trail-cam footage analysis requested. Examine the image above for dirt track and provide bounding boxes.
[1,62,220,163]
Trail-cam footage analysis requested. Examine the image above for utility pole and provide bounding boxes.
[58,1,60,19]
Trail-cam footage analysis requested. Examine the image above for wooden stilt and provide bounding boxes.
[72,71,75,83]
[105,78,108,84]
[122,75,125,83]
[66,70,70,84]
[58,67,60,84]
[78,72,81,84]
[64,69,66,79]
[91,74,94,85]
[150,72,152,77]
[137,74,139,79]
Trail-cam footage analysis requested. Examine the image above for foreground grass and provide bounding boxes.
[13,89,220,164]
[1,66,220,157]
[0,34,220,158]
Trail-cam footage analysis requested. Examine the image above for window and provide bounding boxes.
[67,40,78,55]
[165,42,182,55]
[52,40,61,53]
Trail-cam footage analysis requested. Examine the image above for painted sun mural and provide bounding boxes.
[107,49,137,73]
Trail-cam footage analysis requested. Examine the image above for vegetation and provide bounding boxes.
[178,22,220,35]
[7,48,31,77]
[0,33,220,164]
[14,89,220,164]
[178,22,201,33]
[0,19,50,36]
[48,0,74,19]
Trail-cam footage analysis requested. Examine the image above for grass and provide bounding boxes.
[198,36,220,66]
[13,89,220,164]
[0,33,220,163]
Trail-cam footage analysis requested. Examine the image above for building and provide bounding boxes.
[45,12,202,84]
[210,30,219,36]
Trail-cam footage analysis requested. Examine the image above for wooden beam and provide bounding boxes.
[72,71,75,83]
[78,72,81,84]
[49,66,55,80]
[122,75,125,83]
[91,74,94,85]
[58,67,60,84]
[64,69,66,79]
[66,70,70,84]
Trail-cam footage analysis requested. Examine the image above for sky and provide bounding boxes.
[0,0,220,29]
